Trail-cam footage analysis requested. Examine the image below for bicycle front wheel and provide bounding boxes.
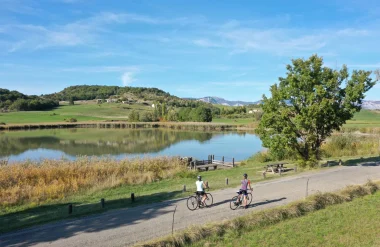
[204,193,213,207]
[246,193,253,205]
[187,196,199,211]
[230,196,239,210]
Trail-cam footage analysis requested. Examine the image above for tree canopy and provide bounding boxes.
[257,55,377,166]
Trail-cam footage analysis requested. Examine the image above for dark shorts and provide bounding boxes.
[196,191,205,196]
[239,189,248,196]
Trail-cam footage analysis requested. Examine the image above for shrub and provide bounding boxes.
[66,118,77,123]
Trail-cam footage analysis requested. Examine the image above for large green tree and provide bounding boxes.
[257,55,377,165]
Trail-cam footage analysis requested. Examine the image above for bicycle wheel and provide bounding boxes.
[246,193,253,205]
[187,196,199,211]
[204,193,213,207]
[230,196,240,210]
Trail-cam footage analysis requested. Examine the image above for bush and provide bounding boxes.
[248,151,273,163]
[66,118,77,123]
[0,122,6,125]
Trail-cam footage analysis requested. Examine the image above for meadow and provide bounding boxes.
[0,101,152,124]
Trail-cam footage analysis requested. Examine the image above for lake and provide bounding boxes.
[0,128,263,162]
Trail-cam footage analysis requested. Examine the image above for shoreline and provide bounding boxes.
[0,121,253,131]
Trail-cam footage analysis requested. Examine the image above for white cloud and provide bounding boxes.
[121,72,136,86]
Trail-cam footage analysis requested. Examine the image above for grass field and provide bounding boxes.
[345,110,380,128]
[0,159,296,234]
[0,102,153,124]
[212,117,255,125]
[190,188,380,247]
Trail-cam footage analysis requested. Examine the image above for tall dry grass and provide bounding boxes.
[322,134,380,157]
[137,181,379,247]
[0,157,187,207]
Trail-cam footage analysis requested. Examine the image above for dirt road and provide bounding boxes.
[1,165,380,247]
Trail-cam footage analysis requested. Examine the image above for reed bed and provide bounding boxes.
[0,157,187,207]
[137,181,380,247]
[322,134,380,157]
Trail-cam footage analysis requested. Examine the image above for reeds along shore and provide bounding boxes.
[0,157,187,207]
[0,122,238,131]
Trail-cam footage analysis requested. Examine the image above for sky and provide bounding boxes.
[1,0,380,101]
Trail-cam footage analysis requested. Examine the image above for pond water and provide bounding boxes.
[0,128,264,162]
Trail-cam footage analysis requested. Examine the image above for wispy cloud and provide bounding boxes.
[121,71,136,86]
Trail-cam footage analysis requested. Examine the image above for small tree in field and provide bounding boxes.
[257,55,377,166]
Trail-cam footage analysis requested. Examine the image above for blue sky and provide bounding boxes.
[1,0,380,101]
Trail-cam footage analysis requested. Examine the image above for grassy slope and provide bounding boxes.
[191,191,380,247]
[345,110,380,128]
[0,102,152,124]
[0,161,296,233]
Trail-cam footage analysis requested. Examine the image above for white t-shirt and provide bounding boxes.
[196,180,204,191]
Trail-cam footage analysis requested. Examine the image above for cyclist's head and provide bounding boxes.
[243,173,248,178]
[197,175,202,181]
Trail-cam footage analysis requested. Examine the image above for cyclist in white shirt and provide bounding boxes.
[196,175,207,206]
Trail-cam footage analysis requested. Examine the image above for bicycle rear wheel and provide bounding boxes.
[230,196,239,210]
[204,193,213,207]
[187,196,199,211]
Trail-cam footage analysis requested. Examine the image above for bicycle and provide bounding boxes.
[230,190,253,210]
[187,191,213,211]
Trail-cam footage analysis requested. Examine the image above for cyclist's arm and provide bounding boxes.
[203,182,208,189]
[249,180,253,191]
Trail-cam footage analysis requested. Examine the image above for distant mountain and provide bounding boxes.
[193,96,380,109]
[362,101,380,110]
[196,96,260,106]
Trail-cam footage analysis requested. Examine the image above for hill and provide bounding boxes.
[0,88,58,111]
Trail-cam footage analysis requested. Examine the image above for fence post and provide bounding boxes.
[222,156,224,164]
[212,155,214,160]
[294,166,297,172]
[232,158,235,167]
[100,198,105,208]
[279,168,282,176]
[68,204,73,214]
[183,185,186,192]
[262,171,266,179]
[131,193,135,202]
[226,178,228,185]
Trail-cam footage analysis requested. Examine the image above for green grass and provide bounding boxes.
[190,189,380,247]
[0,160,296,234]
[344,110,380,128]
[212,118,256,125]
[0,102,152,124]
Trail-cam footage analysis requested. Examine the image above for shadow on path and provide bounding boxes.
[249,197,287,208]
[0,191,185,247]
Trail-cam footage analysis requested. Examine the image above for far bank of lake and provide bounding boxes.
[0,128,263,162]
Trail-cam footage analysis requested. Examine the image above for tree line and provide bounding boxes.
[0,89,58,111]
[129,104,213,122]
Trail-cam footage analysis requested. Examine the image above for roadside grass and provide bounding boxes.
[0,159,294,233]
[138,181,380,247]
[0,102,152,124]
[188,184,380,247]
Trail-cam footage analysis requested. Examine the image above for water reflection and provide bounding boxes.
[0,128,262,162]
